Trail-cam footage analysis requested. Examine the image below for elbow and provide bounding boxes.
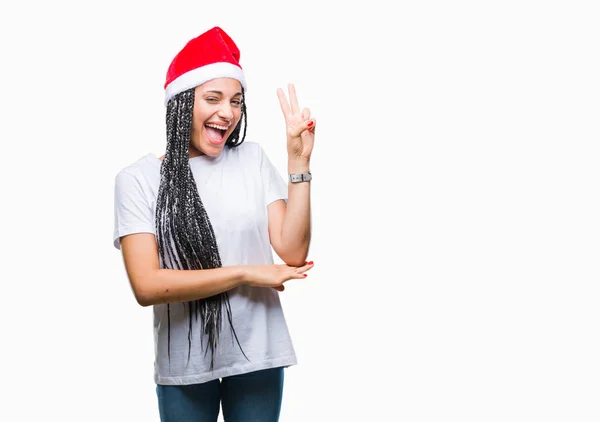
[135,289,170,307]
[130,273,163,307]
[135,294,153,307]
[278,242,311,267]
[133,287,154,307]
[283,257,308,267]
[275,231,311,267]
[280,249,310,267]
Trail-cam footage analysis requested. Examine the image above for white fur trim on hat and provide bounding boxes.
[164,62,247,106]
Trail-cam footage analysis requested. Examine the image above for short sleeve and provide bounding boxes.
[258,145,288,206]
[113,170,155,250]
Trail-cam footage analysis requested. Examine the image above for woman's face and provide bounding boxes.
[190,78,243,157]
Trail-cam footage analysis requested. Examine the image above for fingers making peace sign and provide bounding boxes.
[277,83,315,161]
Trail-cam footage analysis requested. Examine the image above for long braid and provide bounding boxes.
[155,87,248,370]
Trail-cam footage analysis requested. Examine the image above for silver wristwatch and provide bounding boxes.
[289,172,312,183]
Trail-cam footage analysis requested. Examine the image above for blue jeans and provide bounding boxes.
[156,367,284,422]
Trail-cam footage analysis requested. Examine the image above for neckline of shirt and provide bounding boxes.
[147,151,226,167]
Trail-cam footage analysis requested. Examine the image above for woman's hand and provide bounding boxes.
[277,83,315,161]
[244,262,314,291]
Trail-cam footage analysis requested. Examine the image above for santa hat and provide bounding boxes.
[164,27,247,105]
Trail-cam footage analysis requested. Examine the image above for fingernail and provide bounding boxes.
[307,121,314,128]
[303,274,308,277]
[307,261,314,265]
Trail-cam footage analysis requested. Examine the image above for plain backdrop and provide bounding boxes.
[1,0,599,421]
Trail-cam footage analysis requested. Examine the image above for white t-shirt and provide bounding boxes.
[113,141,297,385]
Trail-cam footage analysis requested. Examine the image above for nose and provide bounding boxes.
[217,104,234,122]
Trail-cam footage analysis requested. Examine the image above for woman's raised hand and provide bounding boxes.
[277,83,315,161]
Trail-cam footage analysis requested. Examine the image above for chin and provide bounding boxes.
[199,140,226,157]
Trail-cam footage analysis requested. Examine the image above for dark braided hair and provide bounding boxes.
[155,86,248,370]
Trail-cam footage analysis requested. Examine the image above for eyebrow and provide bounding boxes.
[204,90,243,96]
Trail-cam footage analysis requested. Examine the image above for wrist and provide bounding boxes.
[288,157,310,173]
[236,266,251,286]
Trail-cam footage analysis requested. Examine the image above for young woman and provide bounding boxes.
[113,26,315,421]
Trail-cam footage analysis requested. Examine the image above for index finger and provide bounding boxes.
[277,88,291,118]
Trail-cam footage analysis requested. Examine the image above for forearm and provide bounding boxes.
[279,158,312,265]
[135,266,247,307]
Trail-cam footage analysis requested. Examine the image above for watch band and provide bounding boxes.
[289,172,312,183]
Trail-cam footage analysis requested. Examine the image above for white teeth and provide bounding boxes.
[205,123,229,131]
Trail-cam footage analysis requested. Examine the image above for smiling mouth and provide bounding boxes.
[205,123,228,144]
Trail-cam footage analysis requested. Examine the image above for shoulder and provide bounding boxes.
[114,154,160,189]
[115,153,159,180]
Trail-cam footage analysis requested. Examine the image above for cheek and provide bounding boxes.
[192,104,209,126]
[192,110,206,130]
[191,118,205,140]
[191,119,200,134]
[235,109,243,123]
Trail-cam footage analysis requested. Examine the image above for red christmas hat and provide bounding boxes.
[164,27,247,105]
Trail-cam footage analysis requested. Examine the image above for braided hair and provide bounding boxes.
[155,86,248,369]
